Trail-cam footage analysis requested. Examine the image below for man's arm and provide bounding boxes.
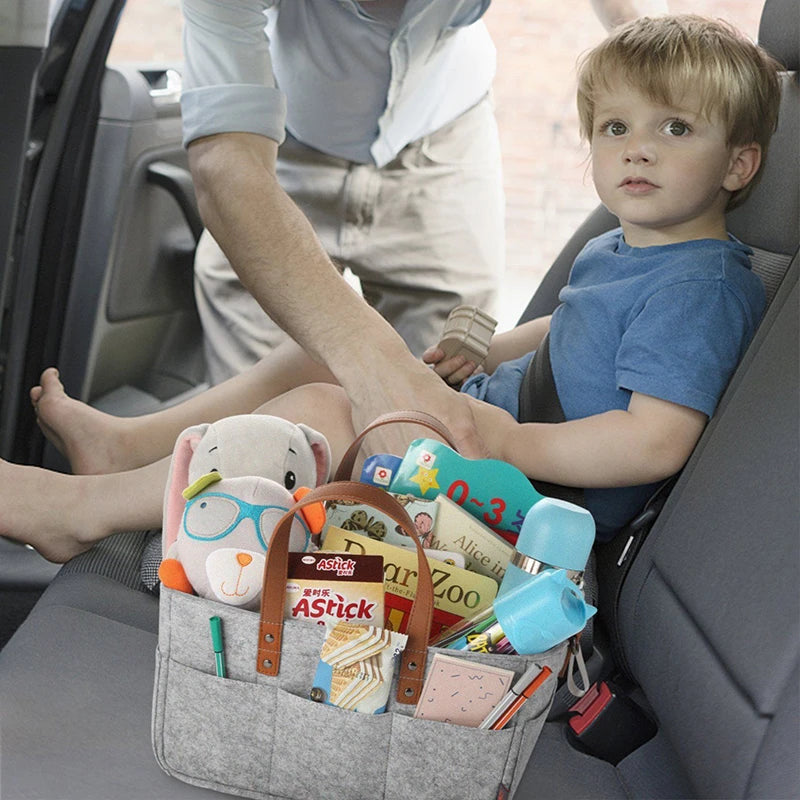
[469,390,707,488]
[187,132,488,456]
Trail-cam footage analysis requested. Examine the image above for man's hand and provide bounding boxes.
[344,352,490,462]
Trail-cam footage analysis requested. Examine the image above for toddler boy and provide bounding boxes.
[424,14,781,537]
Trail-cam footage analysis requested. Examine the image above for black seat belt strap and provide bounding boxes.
[517,333,587,508]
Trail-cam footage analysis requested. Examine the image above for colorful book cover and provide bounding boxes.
[323,493,439,549]
[321,526,498,640]
[388,438,543,536]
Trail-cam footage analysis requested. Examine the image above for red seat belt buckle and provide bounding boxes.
[568,681,614,736]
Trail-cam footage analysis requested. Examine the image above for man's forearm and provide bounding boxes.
[187,132,488,457]
[188,133,407,374]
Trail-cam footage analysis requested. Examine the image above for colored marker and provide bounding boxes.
[462,621,507,653]
[432,606,496,648]
[479,664,552,730]
[444,613,500,651]
[209,616,227,678]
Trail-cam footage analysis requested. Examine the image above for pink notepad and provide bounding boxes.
[413,653,515,728]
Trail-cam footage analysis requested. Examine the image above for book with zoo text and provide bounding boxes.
[321,525,498,640]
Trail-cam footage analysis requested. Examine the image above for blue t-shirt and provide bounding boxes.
[552,229,765,535]
[465,228,766,538]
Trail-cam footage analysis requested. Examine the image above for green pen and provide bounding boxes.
[209,616,227,678]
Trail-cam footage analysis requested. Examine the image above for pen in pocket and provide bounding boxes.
[209,616,227,678]
[479,664,552,730]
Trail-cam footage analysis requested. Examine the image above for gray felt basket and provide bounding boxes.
[151,414,567,799]
[152,589,565,800]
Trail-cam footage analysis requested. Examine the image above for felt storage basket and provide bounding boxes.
[152,413,566,800]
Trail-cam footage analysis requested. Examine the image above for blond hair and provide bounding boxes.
[576,15,782,208]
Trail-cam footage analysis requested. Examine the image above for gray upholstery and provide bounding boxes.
[619,259,799,798]
[0,577,221,800]
[758,0,799,71]
[0,2,796,799]
[516,1,800,796]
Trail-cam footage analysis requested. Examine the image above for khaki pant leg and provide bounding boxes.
[194,230,289,385]
[343,94,506,356]
[194,96,505,380]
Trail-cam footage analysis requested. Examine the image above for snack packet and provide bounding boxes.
[310,621,408,714]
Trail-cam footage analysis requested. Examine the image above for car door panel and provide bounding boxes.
[57,63,205,416]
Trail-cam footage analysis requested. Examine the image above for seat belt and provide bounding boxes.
[594,474,677,680]
[517,334,594,694]
[517,333,587,509]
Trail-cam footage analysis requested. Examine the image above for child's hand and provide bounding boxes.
[422,345,483,387]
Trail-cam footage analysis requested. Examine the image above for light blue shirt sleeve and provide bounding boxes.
[179,0,495,164]
[181,0,287,147]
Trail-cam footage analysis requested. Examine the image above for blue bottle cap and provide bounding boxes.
[516,498,595,571]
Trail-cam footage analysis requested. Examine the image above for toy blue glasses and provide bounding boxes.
[182,491,310,552]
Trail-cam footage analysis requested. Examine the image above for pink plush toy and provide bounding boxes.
[159,414,331,609]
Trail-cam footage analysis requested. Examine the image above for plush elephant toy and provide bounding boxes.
[159,414,331,610]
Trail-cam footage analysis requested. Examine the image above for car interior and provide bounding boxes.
[0,0,797,798]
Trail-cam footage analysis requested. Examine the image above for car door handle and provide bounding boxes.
[147,160,203,243]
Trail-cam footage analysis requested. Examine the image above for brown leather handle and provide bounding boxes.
[334,410,458,483]
[256,480,434,705]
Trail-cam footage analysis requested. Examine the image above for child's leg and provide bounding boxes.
[0,456,170,563]
[31,337,337,475]
[5,383,356,563]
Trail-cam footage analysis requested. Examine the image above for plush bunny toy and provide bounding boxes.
[159,414,331,610]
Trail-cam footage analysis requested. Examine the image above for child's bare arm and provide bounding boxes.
[423,316,552,384]
[483,316,552,374]
[469,391,707,488]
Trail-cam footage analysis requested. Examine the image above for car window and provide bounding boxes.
[108,0,762,329]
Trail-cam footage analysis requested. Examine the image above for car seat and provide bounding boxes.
[0,1,797,798]
[514,0,800,796]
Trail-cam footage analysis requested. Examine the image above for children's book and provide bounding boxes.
[388,438,543,537]
[323,494,439,550]
[321,526,498,640]
[428,494,514,582]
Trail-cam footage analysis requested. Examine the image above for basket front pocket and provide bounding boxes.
[270,688,393,800]
[385,713,515,800]
[160,659,275,794]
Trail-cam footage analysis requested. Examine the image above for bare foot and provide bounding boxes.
[0,460,106,562]
[30,368,137,475]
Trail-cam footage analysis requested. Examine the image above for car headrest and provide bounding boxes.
[759,0,799,71]
[726,0,799,268]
